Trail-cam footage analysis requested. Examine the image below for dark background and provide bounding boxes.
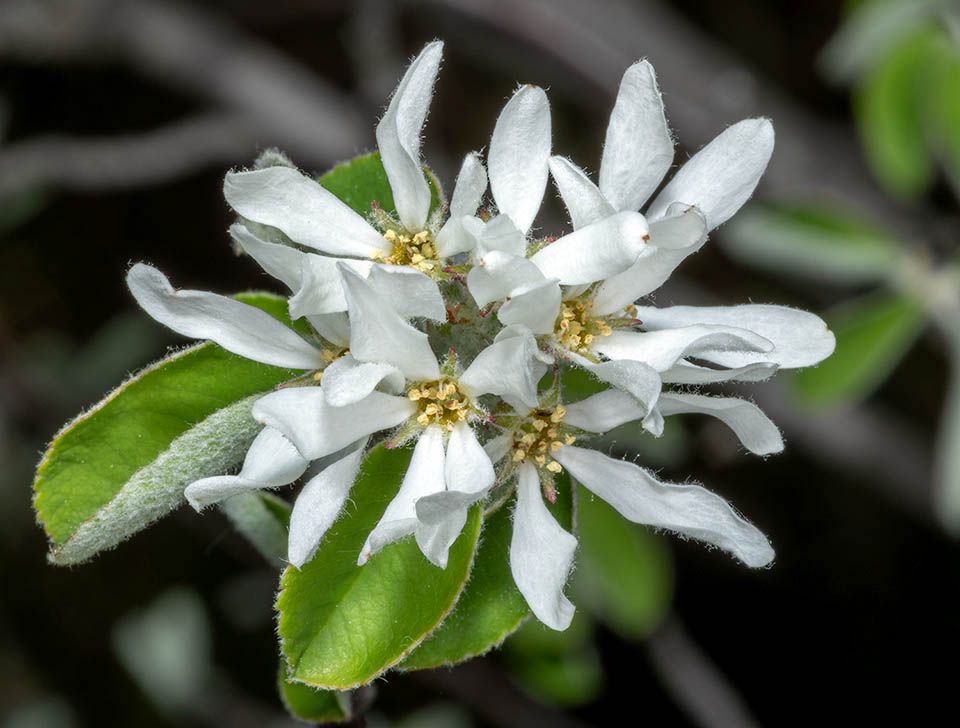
[0,1,953,726]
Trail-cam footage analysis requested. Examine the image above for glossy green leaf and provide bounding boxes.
[318,152,443,220]
[278,667,352,724]
[793,291,926,405]
[926,38,960,190]
[277,446,482,689]
[855,29,938,198]
[722,204,901,284]
[220,492,291,567]
[400,473,575,670]
[572,484,673,640]
[33,293,302,565]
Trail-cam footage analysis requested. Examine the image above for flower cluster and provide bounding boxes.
[127,41,834,630]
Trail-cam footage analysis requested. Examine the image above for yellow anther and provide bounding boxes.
[583,334,595,345]
[457,409,468,420]
[444,399,461,410]
[413,230,429,243]
[443,383,457,396]
[551,441,563,452]
[546,461,563,473]
[534,454,546,466]
[383,230,397,242]
[370,249,383,260]
[531,419,547,432]
[547,428,558,439]
[521,433,537,446]
[421,243,435,257]
[313,371,323,381]
[408,389,422,400]
[321,349,337,363]
[417,413,430,425]
[564,434,577,445]
[411,253,425,264]
[513,449,527,461]
[424,404,439,416]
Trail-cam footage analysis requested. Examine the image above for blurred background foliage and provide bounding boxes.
[0,0,956,726]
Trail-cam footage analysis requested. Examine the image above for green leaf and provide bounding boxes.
[400,473,575,670]
[722,204,901,285]
[926,38,960,191]
[33,293,301,565]
[854,28,938,198]
[318,152,443,221]
[572,484,673,640]
[220,492,291,567]
[792,291,926,406]
[277,445,482,689]
[278,667,352,724]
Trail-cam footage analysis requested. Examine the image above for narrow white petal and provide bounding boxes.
[289,255,372,318]
[564,389,650,433]
[657,393,783,456]
[340,266,440,381]
[366,265,446,322]
[661,361,779,384]
[599,60,674,212]
[484,432,513,464]
[647,118,775,230]
[360,426,446,564]
[510,463,577,630]
[449,152,488,217]
[375,41,443,231]
[549,156,615,230]
[288,442,366,568]
[554,446,774,567]
[435,215,481,258]
[595,326,773,373]
[566,355,662,417]
[253,388,415,459]
[127,264,323,369]
[475,215,527,259]
[184,427,308,510]
[466,250,546,307]
[445,422,495,494]
[593,204,707,315]
[530,211,648,285]
[460,329,546,409]
[635,304,835,369]
[307,312,350,347]
[498,277,562,335]
[224,167,384,256]
[321,354,405,407]
[489,85,551,233]
[230,223,303,291]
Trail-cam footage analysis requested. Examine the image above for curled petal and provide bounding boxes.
[288,441,366,568]
[549,156,614,230]
[366,265,446,322]
[657,393,783,456]
[498,277,562,335]
[253,388,415,459]
[321,355,405,407]
[475,215,527,259]
[184,427,308,510]
[127,264,324,370]
[489,85,551,234]
[449,152,488,218]
[646,118,775,231]
[566,354,662,417]
[229,223,303,291]
[435,214,481,258]
[224,167,384,257]
[307,312,350,348]
[466,250,545,307]
[599,60,674,212]
[375,41,444,231]
[530,211,648,285]
[554,446,774,567]
[288,255,372,317]
[460,327,548,409]
[635,304,835,369]
[661,361,779,384]
[563,389,650,433]
[510,463,577,630]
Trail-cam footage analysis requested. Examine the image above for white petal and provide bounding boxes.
[375,41,443,231]
[635,304,835,369]
[321,354,405,407]
[307,312,350,347]
[595,326,773,373]
[230,223,303,291]
[127,264,324,369]
[289,255,372,318]
[449,152,487,217]
[549,156,614,230]
[498,277,562,335]
[489,85,551,234]
[224,167,383,256]
[657,393,783,456]
[647,118,775,230]
[554,446,774,567]
[466,250,545,307]
[563,389,650,433]
[366,265,446,322]
[510,463,577,630]
[530,211,648,285]
[288,441,366,568]
[184,427,308,510]
[360,426,446,564]
[460,328,547,409]
[599,60,674,212]
[253,388,415,459]
[566,354,661,417]
[593,204,707,315]
[661,361,779,384]
[484,432,513,464]
[475,215,527,259]
[445,422,495,495]
[340,266,440,382]
[435,214,481,258]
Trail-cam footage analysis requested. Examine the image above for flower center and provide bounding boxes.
[553,300,640,354]
[510,405,576,473]
[408,379,470,429]
[371,229,439,274]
